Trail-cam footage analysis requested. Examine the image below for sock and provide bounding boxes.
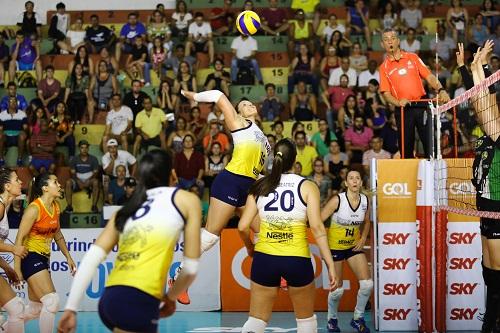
[297,314,317,333]
[328,287,344,320]
[23,301,42,322]
[483,265,500,330]
[39,293,59,333]
[354,280,374,320]
[4,296,24,333]
[241,316,266,333]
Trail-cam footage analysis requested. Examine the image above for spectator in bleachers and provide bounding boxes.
[17,1,41,38]
[294,130,317,176]
[323,74,353,130]
[322,14,346,46]
[260,0,290,36]
[338,94,361,133]
[364,79,386,105]
[123,79,148,117]
[242,0,256,11]
[347,0,372,50]
[209,0,234,36]
[0,96,28,166]
[189,106,207,141]
[50,101,75,157]
[116,177,136,205]
[68,45,94,77]
[324,140,349,179]
[173,61,197,111]
[166,116,194,153]
[291,121,310,141]
[490,24,500,56]
[8,30,42,83]
[57,17,87,55]
[0,35,9,88]
[230,33,263,85]
[400,27,421,54]
[204,141,228,193]
[204,58,231,97]
[106,164,126,205]
[260,83,284,121]
[102,94,133,151]
[468,14,490,52]
[447,0,469,43]
[0,82,28,111]
[28,105,48,136]
[288,9,314,59]
[48,2,69,46]
[202,120,230,153]
[157,80,176,113]
[364,96,387,133]
[171,0,193,41]
[174,134,204,193]
[65,139,100,213]
[125,35,150,85]
[481,0,499,32]
[85,14,116,54]
[328,57,357,88]
[430,25,456,66]
[96,47,119,75]
[272,120,284,141]
[165,44,196,77]
[147,9,172,53]
[329,30,353,58]
[116,12,147,63]
[311,119,338,157]
[186,12,215,65]
[37,65,61,112]
[307,157,332,204]
[490,54,499,72]
[320,45,340,92]
[64,63,89,122]
[345,114,373,163]
[331,164,348,193]
[400,0,424,34]
[150,37,168,80]
[290,80,317,121]
[133,96,166,155]
[435,57,451,90]
[89,60,118,122]
[349,42,368,74]
[263,133,276,174]
[291,0,321,31]
[379,112,399,155]
[358,60,380,89]
[362,136,391,174]
[29,118,56,176]
[293,161,303,175]
[288,43,318,96]
[378,2,400,33]
[102,138,137,177]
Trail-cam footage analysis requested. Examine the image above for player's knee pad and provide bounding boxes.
[359,279,374,296]
[24,301,42,320]
[329,287,345,301]
[296,314,317,333]
[40,293,59,313]
[4,297,24,321]
[241,316,267,333]
[201,228,220,253]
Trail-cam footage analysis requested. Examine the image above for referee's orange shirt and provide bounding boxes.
[379,51,431,100]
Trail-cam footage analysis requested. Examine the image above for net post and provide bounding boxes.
[453,106,458,158]
[401,106,405,158]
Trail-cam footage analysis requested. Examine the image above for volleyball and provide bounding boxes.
[236,10,261,36]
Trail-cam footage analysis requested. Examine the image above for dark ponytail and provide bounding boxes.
[29,173,52,203]
[249,139,296,197]
[115,149,173,232]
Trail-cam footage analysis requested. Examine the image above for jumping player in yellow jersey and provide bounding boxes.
[321,170,372,333]
[57,150,201,333]
[14,173,76,333]
[238,139,338,333]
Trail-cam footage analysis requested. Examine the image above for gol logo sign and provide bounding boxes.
[449,182,476,196]
[382,183,412,197]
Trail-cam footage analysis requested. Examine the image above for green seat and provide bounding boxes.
[88,144,103,165]
[215,36,288,53]
[5,147,19,167]
[230,85,289,104]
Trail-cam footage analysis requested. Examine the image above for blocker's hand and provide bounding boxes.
[57,310,77,333]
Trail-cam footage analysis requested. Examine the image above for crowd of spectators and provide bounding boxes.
[0,0,497,213]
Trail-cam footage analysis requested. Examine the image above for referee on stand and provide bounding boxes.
[379,28,450,159]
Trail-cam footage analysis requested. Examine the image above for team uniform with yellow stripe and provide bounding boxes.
[99,187,185,333]
[21,198,60,280]
[211,120,271,207]
[251,174,314,287]
[329,192,368,261]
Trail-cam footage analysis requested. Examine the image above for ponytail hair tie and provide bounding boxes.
[276,151,283,157]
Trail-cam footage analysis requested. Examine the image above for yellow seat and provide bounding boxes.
[261,67,289,85]
[74,124,106,146]
[71,191,103,213]
[422,18,440,34]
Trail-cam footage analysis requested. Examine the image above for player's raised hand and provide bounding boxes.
[481,40,494,65]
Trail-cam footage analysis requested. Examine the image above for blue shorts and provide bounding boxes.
[210,169,255,207]
[98,286,160,333]
[31,158,54,172]
[331,247,364,262]
[5,135,19,147]
[17,61,35,71]
[251,251,314,288]
[21,252,50,280]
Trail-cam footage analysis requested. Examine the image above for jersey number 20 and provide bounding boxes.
[264,190,295,212]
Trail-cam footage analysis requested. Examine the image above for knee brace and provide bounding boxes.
[329,287,345,301]
[359,279,374,296]
[24,300,42,321]
[4,297,24,321]
[201,228,220,253]
[297,314,317,333]
[40,293,60,313]
[241,316,267,333]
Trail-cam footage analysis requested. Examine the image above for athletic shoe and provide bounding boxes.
[327,318,341,332]
[169,269,191,305]
[351,317,370,333]
[280,277,288,291]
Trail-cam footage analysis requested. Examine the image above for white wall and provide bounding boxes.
[0,0,176,25]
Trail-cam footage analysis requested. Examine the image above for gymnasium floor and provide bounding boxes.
[10,311,478,332]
